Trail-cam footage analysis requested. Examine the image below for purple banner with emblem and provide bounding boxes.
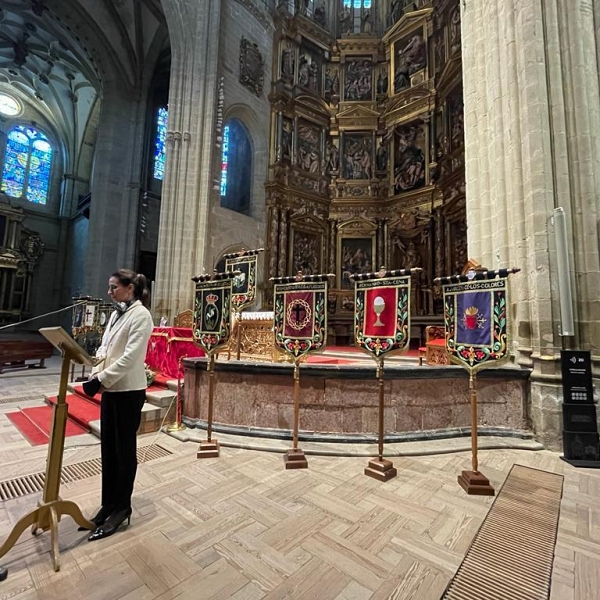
[443,278,510,373]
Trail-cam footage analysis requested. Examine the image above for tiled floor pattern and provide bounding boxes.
[0,358,598,599]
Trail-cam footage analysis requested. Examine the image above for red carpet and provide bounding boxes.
[46,394,100,429]
[7,406,88,446]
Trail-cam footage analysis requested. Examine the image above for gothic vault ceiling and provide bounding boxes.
[0,0,167,171]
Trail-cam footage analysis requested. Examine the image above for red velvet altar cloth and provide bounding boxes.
[146,327,204,379]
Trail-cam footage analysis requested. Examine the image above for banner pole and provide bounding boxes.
[377,359,384,461]
[167,355,186,432]
[197,354,220,458]
[293,359,300,450]
[470,372,478,473]
[364,357,396,481]
[283,359,308,469]
[457,370,494,495]
[207,354,215,442]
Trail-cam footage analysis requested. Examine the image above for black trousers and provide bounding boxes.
[100,389,146,512]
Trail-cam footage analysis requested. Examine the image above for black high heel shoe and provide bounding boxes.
[88,507,132,542]
[78,505,114,531]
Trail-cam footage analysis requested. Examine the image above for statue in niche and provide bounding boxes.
[376,70,388,96]
[324,68,339,101]
[339,5,353,35]
[388,0,401,28]
[401,242,421,269]
[434,35,445,76]
[344,136,373,180]
[298,50,320,92]
[295,0,309,15]
[314,2,326,27]
[451,111,464,149]
[376,140,387,171]
[326,139,339,172]
[344,60,372,101]
[362,9,373,34]
[450,9,461,54]
[281,41,295,80]
[281,118,293,161]
[394,125,425,192]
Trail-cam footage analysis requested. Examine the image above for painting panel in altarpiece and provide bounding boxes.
[339,236,375,290]
[393,122,426,194]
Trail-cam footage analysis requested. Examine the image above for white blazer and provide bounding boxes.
[92,300,154,392]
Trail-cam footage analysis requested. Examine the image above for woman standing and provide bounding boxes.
[82,269,154,541]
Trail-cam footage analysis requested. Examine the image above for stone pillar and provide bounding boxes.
[153,0,223,320]
[84,80,144,297]
[461,0,600,448]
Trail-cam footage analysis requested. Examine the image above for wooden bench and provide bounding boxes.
[0,335,54,374]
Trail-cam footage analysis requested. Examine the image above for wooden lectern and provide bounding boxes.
[0,327,97,573]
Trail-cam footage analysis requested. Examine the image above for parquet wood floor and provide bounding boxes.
[0,362,599,599]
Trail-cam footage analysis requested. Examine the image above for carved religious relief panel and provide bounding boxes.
[344,59,373,102]
[281,116,294,163]
[289,227,322,275]
[393,123,427,193]
[393,31,427,93]
[338,235,375,289]
[297,119,322,174]
[280,39,296,83]
[298,43,322,94]
[342,134,373,180]
[239,37,264,96]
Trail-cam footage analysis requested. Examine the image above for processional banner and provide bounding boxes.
[352,269,412,359]
[225,248,263,312]
[192,272,238,355]
[273,276,329,359]
[441,274,512,373]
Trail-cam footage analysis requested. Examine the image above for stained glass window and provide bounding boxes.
[153,106,168,180]
[1,125,52,205]
[220,119,252,215]
[220,124,230,196]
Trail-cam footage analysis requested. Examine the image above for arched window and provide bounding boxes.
[1,125,53,205]
[220,119,252,215]
[153,106,168,180]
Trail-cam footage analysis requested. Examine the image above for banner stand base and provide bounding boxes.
[283,448,308,469]
[197,440,220,459]
[364,458,397,482]
[458,470,495,496]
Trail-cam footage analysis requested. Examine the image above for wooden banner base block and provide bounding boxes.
[364,458,397,482]
[283,448,308,469]
[197,440,220,459]
[458,470,495,496]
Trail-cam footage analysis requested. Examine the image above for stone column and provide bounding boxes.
[461,0,600,448]
[84,80,144,296]
[153,0,223,320]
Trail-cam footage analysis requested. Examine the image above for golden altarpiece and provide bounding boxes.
[265,0,465,345]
